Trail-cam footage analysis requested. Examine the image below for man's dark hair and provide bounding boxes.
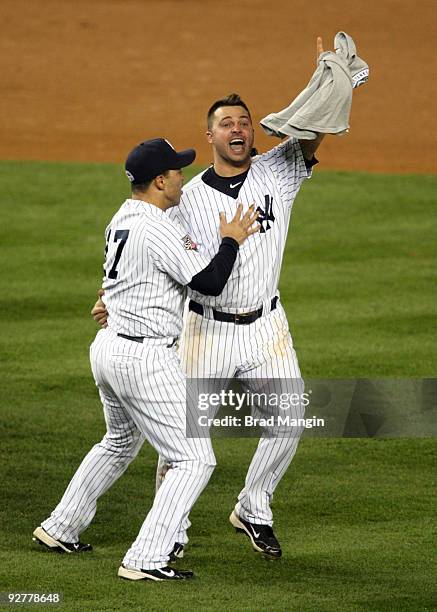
[207,93,252,130]
[131,170,169,195]
[131,180,152,194]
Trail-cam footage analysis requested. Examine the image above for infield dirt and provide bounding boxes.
[1,0,435,173]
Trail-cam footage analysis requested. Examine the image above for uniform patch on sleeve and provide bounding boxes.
[182,234,198,251]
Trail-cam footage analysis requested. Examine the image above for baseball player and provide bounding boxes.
[93,38,329,561]
[33,137,259,582]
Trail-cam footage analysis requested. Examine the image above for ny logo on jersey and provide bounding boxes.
[256,195,275,233]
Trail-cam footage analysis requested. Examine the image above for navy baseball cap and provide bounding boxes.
[125,138,196,184]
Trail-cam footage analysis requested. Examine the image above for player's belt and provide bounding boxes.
[117,333,177,348]
[188,296,278,325]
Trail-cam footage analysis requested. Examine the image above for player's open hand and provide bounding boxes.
[91,289,108,328]
[219,203,260,245]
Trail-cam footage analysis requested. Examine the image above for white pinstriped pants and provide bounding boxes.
[41,328,215,570]
[169,300,304,544]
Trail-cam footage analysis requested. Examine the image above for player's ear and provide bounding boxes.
[154,175,166,191]
[206,130,213,144]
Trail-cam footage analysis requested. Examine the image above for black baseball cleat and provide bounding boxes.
[169,542,185,564]
[32,526,92,553]
[229,510,282,559]
[118,564,194,581]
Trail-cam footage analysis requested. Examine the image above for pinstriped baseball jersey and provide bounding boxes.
[103,198,209,338]
[169,138,310,312]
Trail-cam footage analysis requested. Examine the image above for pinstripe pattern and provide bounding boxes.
[170,138,309,313]
[166,138,310,541]
[177,303,304,533]
[104,199,208,338]
[41,199,216,570]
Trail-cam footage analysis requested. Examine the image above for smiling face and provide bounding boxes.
[206,105,255,175]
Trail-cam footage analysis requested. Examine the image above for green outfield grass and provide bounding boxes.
[0,161,436,611]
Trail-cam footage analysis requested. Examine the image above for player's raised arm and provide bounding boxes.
[298,36,326,161]
[261,32,368,165]
[299,131,325,161]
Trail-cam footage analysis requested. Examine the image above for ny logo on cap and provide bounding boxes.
[125,170,135,182]
[164,139,175,151]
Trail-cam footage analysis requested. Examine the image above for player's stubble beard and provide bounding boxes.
[218,150,251,169]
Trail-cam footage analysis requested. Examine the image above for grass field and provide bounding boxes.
[0,161,436,611]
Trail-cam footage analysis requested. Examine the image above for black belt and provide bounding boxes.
[117,334,177,348]
[188,296,278,325]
